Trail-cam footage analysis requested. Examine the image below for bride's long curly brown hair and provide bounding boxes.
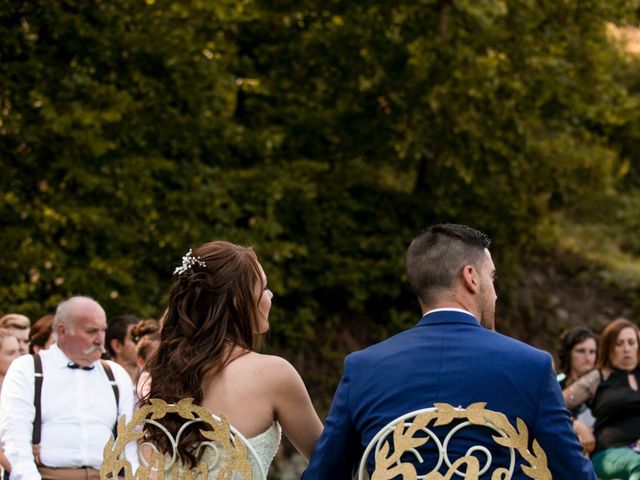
[141,241,265,467]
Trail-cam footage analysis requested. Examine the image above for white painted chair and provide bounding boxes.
[101,398,265,480]
[358,402,550,480]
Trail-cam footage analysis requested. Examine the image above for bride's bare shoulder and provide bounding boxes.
[240,351,295,370]
[235,352,300,384]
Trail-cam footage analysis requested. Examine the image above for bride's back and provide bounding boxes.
[200,350,281,438]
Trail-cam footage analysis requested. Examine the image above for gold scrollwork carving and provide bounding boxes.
[370,402,550,480]
[101,398,253,480]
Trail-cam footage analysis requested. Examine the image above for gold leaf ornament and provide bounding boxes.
[101,398,254,480]
[363,403,551,480]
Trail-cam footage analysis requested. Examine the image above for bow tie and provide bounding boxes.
[67,361,94,371]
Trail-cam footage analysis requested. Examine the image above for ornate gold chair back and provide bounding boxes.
[101,398,265,480]
[358,402,551,480]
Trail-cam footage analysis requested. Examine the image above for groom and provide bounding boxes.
[303,224,595,479]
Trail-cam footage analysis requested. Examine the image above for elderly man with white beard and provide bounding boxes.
[0,296,137,479]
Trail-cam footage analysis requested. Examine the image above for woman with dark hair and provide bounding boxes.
[565,318,640,480]
[558,327,598,416]
[142,242,323,477]
[557,327,598,454]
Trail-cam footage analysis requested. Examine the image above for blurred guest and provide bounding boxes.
[105,314,139,384]
[0,314,30,356]
[28,315,56,355]
[0,296,138,479]
[0,331,20,392]
[131,319,160,369]
[565,318,640,480]
[0,331,19,476]
[130,319,160,402]
[558,327,598,420]
[557,326,598,455]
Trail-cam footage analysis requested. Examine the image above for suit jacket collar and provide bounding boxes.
[416,308,480,328]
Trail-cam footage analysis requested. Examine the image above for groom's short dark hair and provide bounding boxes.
[406,224,491,306]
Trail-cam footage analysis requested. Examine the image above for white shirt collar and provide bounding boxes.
[48,343,99,369]
[422,307,478,321]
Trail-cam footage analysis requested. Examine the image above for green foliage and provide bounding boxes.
[2,0,640,398]
[1,0,242,316]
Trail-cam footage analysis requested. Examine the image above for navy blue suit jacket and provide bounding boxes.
[303,309,596,479]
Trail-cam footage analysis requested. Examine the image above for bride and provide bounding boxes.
[141,241,323,477]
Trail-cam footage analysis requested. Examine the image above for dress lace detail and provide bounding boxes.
[246,421,282,477]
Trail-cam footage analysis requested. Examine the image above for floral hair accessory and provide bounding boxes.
[173,249,206,276]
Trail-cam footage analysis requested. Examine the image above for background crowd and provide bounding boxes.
[0,305,638,478]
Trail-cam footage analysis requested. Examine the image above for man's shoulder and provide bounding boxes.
[35,344,63,366]
[9,351,37,372]
[344,327,416,368]
[488,329,551,360]
[101,359,133,384]
[101,358,125,371]
[345,323,551,369]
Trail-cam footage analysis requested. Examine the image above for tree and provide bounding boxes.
[1,0,639,402]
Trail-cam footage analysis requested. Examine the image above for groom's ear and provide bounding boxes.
[461,265,480,294]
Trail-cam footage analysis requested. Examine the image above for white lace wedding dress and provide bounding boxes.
[245,421,282,477]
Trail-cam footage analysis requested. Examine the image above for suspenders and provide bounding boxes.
[101,360,120,440]
[31,353,120,465]
[32,354,44,466]
[101,360,120,416]
[32,354,44,446]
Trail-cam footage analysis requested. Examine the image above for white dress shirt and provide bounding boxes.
[0,344,139,479]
